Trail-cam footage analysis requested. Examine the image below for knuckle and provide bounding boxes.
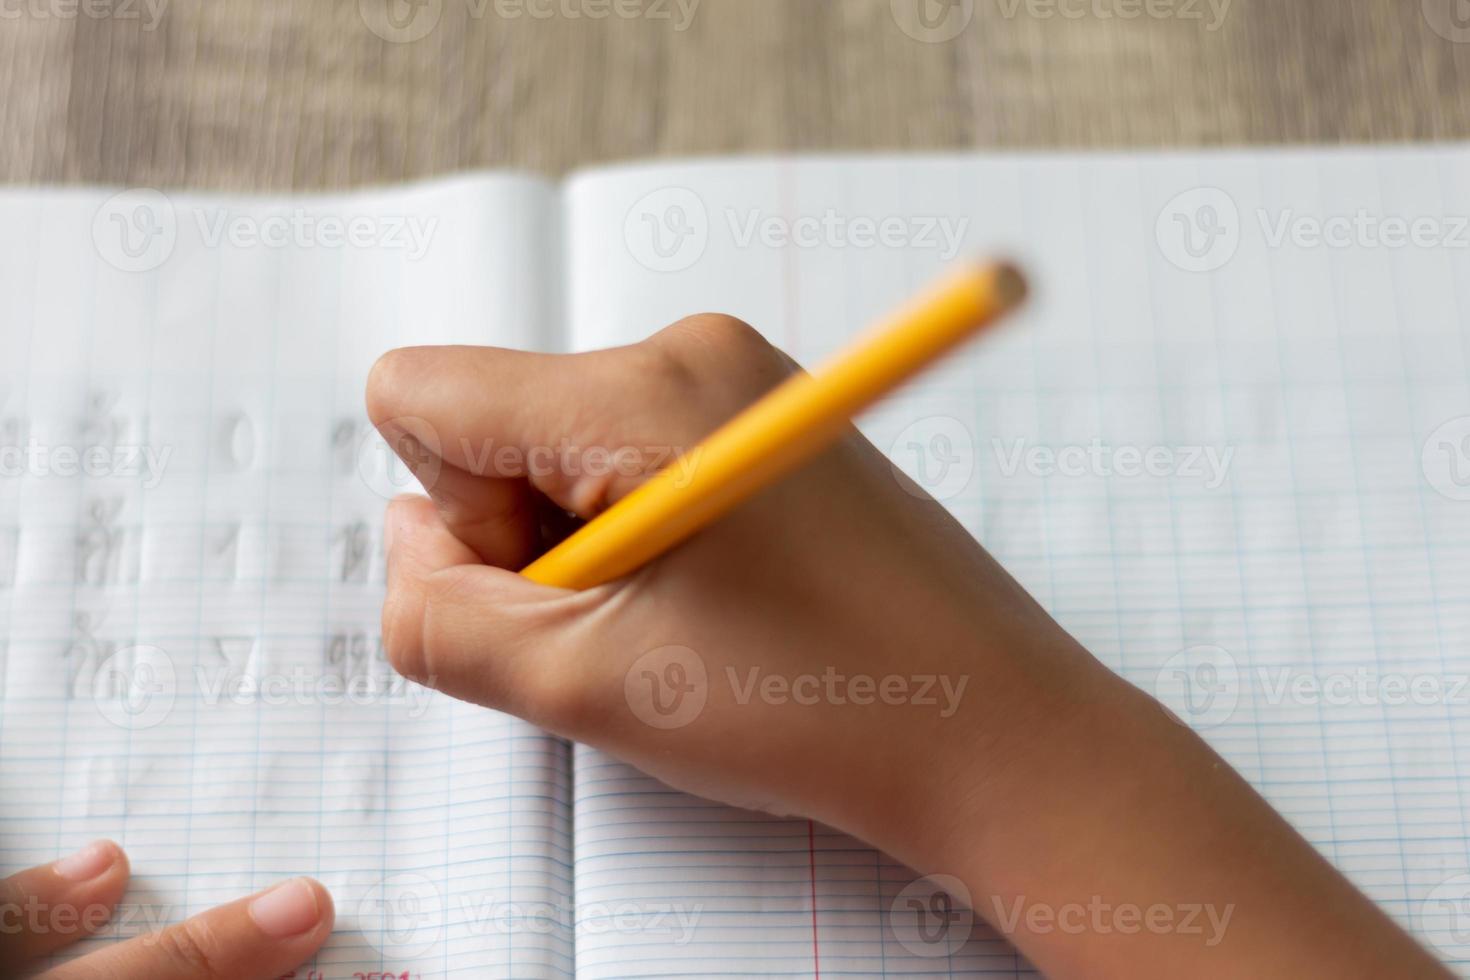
[660,313,772,365]
[646,314,794,410]
[680,312,768,350]
[152,917,229,980]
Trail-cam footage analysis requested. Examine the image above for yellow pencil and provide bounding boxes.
[521,261,1028,590]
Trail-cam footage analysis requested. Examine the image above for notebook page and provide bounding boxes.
[562,151,1470,975]
[0,177,574,978]
[570,747,1021,978]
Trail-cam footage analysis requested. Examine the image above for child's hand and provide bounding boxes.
[0,840,332,978]
[368,317,1109,852]
[368,318,1448,980]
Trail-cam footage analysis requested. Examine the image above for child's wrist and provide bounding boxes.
[836,634,1137,882]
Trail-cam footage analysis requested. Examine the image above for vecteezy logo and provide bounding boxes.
[358,872,443,958]
[355,416,443,500]
[1155,187,1241,273]
[1423,0,1470,43]
[1153,645,1240,730]
[623,188,709,273]
[359,0,442,42]
[1422,416,1470,501]
[890,0,974,42]
[889,415,975,501]
[1421,874,1470,955]
[890,874,973,957]
[92,189,177,273]
[624,645,708,730]
[91,645,176,730]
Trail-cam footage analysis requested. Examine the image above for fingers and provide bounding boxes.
[364,317,793,525]
[365,344,633,518]
[366,345,580,470]
[382,495,608,731]
[1,848,334,980]
[383,493,484,689]
[370,319,801,729]
[46,877,333,980]
[0,840,129,972]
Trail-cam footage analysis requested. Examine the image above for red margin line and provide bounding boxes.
[808,818,821,979]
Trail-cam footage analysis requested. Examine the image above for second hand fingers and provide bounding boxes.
[43,877,333,980]
[0,840,129,973]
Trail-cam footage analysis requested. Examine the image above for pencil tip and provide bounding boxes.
[991,261,1028,309]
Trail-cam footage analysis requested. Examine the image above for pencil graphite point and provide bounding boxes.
[990,262,1028,310]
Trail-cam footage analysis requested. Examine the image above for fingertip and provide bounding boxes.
[300,876,336,938]
[387,491,431,527]
[306,876,335,920]
[384,494,433,553]
[249,877,333,940]
[388,492,434,517]
[53,839,127,884]
[365,347,420,426]
[109,841,131,878]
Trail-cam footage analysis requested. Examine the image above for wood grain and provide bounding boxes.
[1,0,1469,190]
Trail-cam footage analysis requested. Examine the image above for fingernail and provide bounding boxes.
[249,878,321,938]
[54,840,116,881]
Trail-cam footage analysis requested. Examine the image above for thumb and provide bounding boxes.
[382,495,616,732]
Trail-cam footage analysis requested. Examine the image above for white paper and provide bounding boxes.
[4,146,1470,977]
[564,150,1470,975]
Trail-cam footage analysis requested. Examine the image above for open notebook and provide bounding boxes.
[2,146,1469,977]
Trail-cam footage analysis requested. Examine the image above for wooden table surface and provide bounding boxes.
[2,0,1470,190]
